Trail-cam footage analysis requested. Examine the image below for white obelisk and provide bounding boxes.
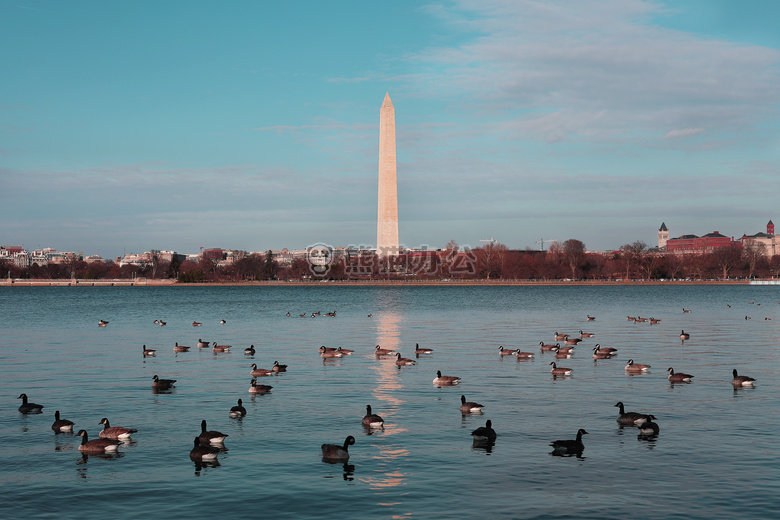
[377,93,399,256]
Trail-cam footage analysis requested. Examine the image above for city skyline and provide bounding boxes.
[2,1,779,259]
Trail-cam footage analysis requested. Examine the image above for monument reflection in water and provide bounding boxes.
[360,294,410,493]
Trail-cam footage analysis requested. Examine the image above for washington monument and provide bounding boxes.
[377,93,399,256]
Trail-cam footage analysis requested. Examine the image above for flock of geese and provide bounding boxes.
[17,305,762,465]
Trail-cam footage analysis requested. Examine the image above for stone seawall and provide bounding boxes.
[2,278,753,287]
[4,278,150,287]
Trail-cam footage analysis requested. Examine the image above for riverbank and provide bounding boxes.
[2,277,756,287]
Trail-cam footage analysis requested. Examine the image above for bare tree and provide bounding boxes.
[710,243,743,279]
[662,253,685,280]
[619,241,647,279]
[743,241,766,279]
[638,253,661,280]
[562,239,586,279]
[475,242,508,279]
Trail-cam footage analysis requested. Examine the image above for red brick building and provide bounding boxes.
[665,231,741,254]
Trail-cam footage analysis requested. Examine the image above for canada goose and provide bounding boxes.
[433,370,461,385]
[553,347,572,359]
[192,321,202,326]
[336,347,354,355]
[554,332,568,340]
[248,380,273,393]
[325,311,336,318]
[731,369,756,387]
[190,436,219,461]
[142,345,156,357]
[682,308,692,313]
[471,420,497,443]
[587,315,596,321]
[498,346,517,356]
[153,319,159,324]
[158,320,166,326]
[374,345,395,356]
[515,350,534,359]
[98,320,108,327]
[173,342,191,352]
[549,362,572,376]
[151,375,177,390]
[637,415,660,437]
[563,337,582,345]
[395,353,416,366]
[414,343,433,354]
[649,318,661,325]
[212,342,231,353]
[633,414,655,427]
[592,347,614,359]
[250,363,273,377]
[626,316,636,321]
[593,343,617,358]
[579,330,595,338]
[76,430,120,453]
[272,361,287,372]
[220,319,226,324]
[199,420,228,445]
[98,417,138,440]
[321,435,355,461]
[285,312,291,317]
[539,341,557,351]
[244,345,255,356]
[625,359,651,372]
[362,405,384,427]
[229,399,247,418]
[17,394,43,414]
[319,346,343,358]
[550,429,588,454]
[556,345,575,354]
[52,410,74,433]
[460,395,484,413]
[634,316,648,323]
[197,339,210,348]
[680,330,690,340]
[614,402,647,425]
[667,367,694,383]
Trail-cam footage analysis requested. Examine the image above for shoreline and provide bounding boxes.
[1,278,756,287]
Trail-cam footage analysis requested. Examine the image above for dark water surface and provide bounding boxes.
[1,285,777,519]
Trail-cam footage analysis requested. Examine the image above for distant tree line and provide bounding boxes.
[3,240,778,282]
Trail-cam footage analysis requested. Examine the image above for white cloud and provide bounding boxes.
[663,128,704,139]
[408,0,780,147]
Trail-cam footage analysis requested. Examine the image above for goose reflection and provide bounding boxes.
[193,458,221,473]
[321,459,355,481]
[76,451,124,466]
[54,435,76,452]
[550,449,585,459]
[471,441,495,454]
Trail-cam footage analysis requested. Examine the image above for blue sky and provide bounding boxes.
[2,0,778,258]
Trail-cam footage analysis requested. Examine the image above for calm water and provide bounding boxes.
[1,285,778,519]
